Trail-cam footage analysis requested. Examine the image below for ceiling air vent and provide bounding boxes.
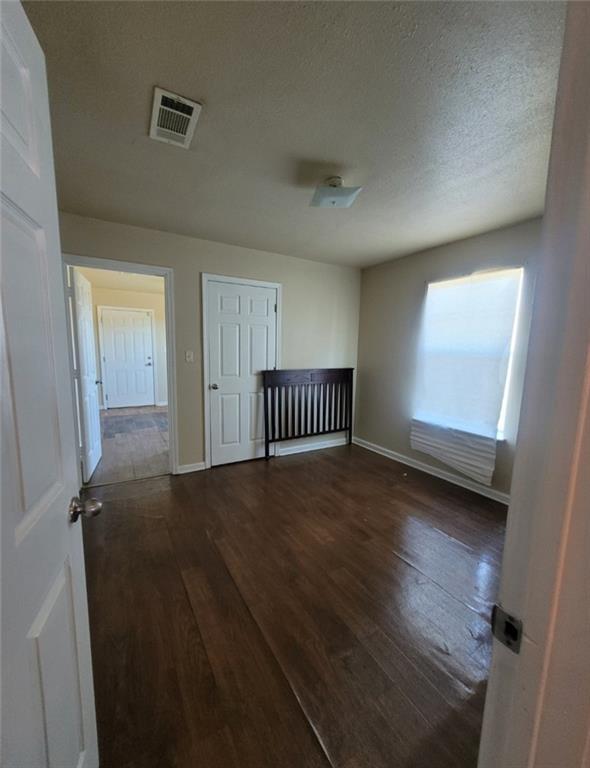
[149,87,202,149]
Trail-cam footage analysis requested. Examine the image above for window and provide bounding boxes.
[410,268,523,485]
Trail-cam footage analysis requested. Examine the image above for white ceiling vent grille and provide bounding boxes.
[149,87,202,149]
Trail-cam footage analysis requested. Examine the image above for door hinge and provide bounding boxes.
[105,393,108,401]
[491,603,522,654]
[274,303,277,313]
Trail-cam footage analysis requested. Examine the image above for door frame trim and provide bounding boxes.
[65,265,91,482]
[62,253,179,476]
[201,273,282,469]
[97,305,157,409]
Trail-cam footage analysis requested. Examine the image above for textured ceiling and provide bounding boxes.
[77,267,164,294]
[24,1,564,267]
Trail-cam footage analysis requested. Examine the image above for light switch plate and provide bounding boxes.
[185,350,194,363]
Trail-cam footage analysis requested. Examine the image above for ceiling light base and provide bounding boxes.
[310,176,362,208]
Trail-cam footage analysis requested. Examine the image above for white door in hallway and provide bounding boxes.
[73,270,102,481]
[207,278,278,465]
[100,307,155,408]
[1,3,98,766]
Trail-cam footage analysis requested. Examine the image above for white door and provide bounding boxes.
[207,279,278,465]
[478,5,590,766]
[1,3,98,767]
[73,270,102,482]
[100,307,155,408]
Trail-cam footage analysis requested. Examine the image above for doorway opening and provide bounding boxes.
[64,259,176,486]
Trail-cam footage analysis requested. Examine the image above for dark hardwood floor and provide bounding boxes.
[83,445,506,768]
[88,406,169,486]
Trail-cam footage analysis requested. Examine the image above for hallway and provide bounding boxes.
[88,406,169,486]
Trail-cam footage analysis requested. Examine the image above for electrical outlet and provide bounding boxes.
[185,350,194,363]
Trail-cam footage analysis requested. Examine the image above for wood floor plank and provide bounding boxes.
[84,510,223,766]
[169,524,330,768]
[85,479,330,768]
[215,530,458,768]
[210,500,486,766]
[83,444,506,767]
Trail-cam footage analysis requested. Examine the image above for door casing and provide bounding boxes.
[63,254,178,477]
[202,273,282,469]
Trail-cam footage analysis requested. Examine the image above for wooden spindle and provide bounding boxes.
[262,369,354,455]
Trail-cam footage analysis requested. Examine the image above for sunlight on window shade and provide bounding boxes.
[413,268,523,440]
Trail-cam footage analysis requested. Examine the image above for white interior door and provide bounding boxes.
[73,270,102,482]
[1,3,98,767]
[478,5,590,766]
[100,307,155,408]
[207,279,277,465]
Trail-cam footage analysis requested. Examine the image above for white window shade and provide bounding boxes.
[411,268,523,485]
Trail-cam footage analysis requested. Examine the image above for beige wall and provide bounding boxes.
[89,285,167,407]
[355,218,542,495]
[61,212,361,468]
[63,211,536,490]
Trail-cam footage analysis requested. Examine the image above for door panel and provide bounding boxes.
[100,307,155,408]
[249,324,269,374]
[27,563,84,768]
[220,323,240,377]
[2,203,61,510]
[220,393,241,445]
[249,391,265,441]
[73,270,102,482]
[208,280,277,465]
[1,3,98,766]
[0,7,38,172]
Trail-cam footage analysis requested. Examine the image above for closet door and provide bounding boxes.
[207,279,277,465]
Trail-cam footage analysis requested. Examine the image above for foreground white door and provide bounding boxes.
[1,3,98,767]
[478,5,590,767]
[100,307,155,408]
[73,270,102,482]
[207,278,278,465]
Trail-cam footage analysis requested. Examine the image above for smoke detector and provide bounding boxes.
[149,87,202,149]
[310,176,362,208]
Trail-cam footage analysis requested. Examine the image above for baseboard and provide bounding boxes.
[156,400,168,407]
[176,439,347,470]
[175,462,206,475]
[276,435,348,457]
[352,436,510,505]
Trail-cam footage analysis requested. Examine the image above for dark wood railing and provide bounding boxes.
[262,368,354,459]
